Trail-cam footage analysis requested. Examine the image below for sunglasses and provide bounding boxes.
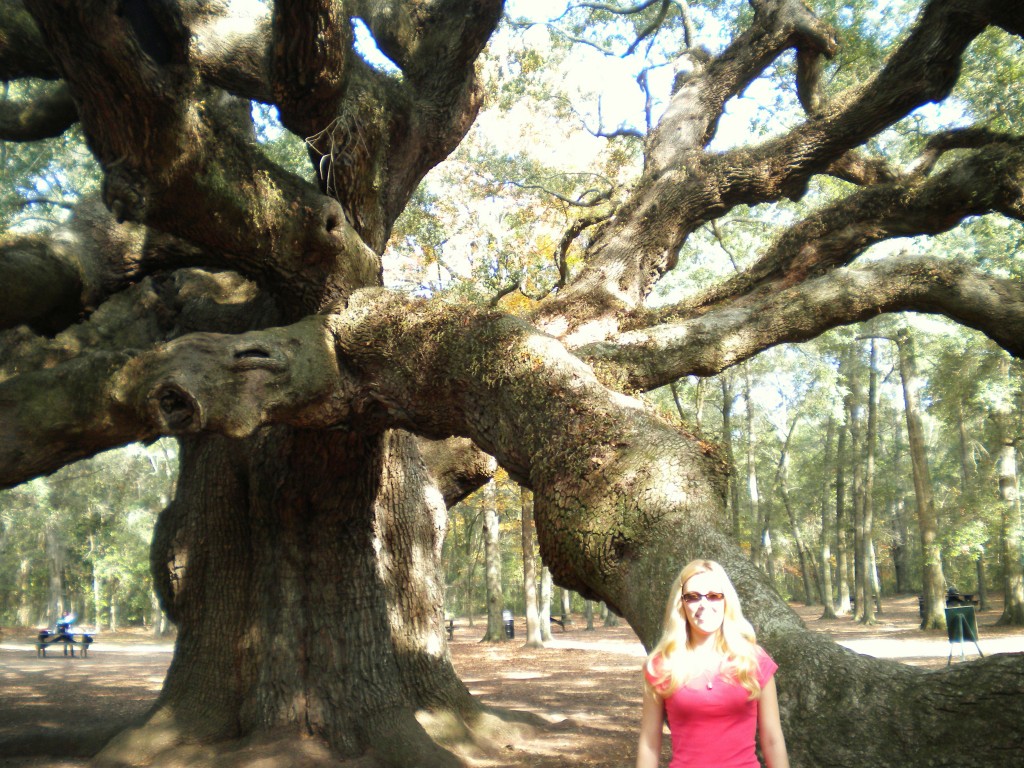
[681,591,725,604]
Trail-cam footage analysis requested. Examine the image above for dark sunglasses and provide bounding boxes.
[682,591,725,604]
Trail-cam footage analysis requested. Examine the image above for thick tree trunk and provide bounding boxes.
[97,430,519,768]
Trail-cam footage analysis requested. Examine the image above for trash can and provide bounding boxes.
[502,609,514,639]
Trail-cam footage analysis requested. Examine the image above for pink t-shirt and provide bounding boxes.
[644,646,777,768]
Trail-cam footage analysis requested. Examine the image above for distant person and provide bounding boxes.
[56,610,76,635]
[635,559,789,768]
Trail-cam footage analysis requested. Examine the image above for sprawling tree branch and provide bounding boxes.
[533,0,1012,341]
[17,3,380,315]
[675,139,1024,315]
[0,289,740,637]
[577,254,1024,391]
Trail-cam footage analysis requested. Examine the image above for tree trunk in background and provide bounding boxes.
[763,498,777,587]
[976,555,989,612]
[957,401,973,496]
[993,363,1024,625]
[819,418,837,617]
[844,350,866,621]
[584,599,594,630]
[482,483,506,642]
[604,602,620,627]
[721,374,741,539]
[744,369,763,570]
[778,421,815,604]
[955,401,988,608]
[560,588,571,627]
[897,328,947,631]
[996,444,1023,625]
[861,339,879,622]
[539,567,553,642]
[890,409,913,595]
[16,558,32,626]
[45,525,64,625]
[835,423,852,615]
[520,488,543,647]
[869,542,882,617]
[462,509,480,627]
[90,533,104,630]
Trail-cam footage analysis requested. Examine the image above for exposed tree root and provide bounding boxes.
[86,699,549,768]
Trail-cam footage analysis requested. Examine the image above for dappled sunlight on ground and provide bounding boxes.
[2,596,1023,767]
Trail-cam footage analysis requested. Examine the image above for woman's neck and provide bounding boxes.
[688,632,720,654]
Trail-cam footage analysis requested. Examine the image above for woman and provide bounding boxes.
[635,560,789,768]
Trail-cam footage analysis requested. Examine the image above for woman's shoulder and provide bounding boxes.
[752,644,778,682]
[643,651,665,680]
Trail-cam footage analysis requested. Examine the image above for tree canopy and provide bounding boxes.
[2,1,1024,766]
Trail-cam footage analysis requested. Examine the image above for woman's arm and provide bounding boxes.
[636,685,665,768]
[757,676,790,768]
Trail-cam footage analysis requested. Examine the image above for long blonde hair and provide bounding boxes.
[643,559,763,699]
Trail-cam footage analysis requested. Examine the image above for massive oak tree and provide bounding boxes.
[2,1,1024,766]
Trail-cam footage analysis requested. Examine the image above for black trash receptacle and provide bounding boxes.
[502,609,514,639]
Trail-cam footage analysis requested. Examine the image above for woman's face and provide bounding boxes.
[680,571,727,640]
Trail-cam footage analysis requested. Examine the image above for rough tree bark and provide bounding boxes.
[2,1,1024,767]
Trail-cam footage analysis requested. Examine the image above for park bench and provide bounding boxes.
[36,627,94,657]
[446,617,455,640]
[549,616,566,631]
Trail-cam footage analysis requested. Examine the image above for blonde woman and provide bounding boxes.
[635,560,789,768]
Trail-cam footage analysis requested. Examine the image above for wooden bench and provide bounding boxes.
[445,618,455,641]
[549,616,566,631]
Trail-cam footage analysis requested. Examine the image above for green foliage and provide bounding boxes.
[0,440,177,628]
[0,82,99,233]
[443,471,528,616]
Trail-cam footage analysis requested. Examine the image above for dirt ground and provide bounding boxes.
[2,594,1023,767]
